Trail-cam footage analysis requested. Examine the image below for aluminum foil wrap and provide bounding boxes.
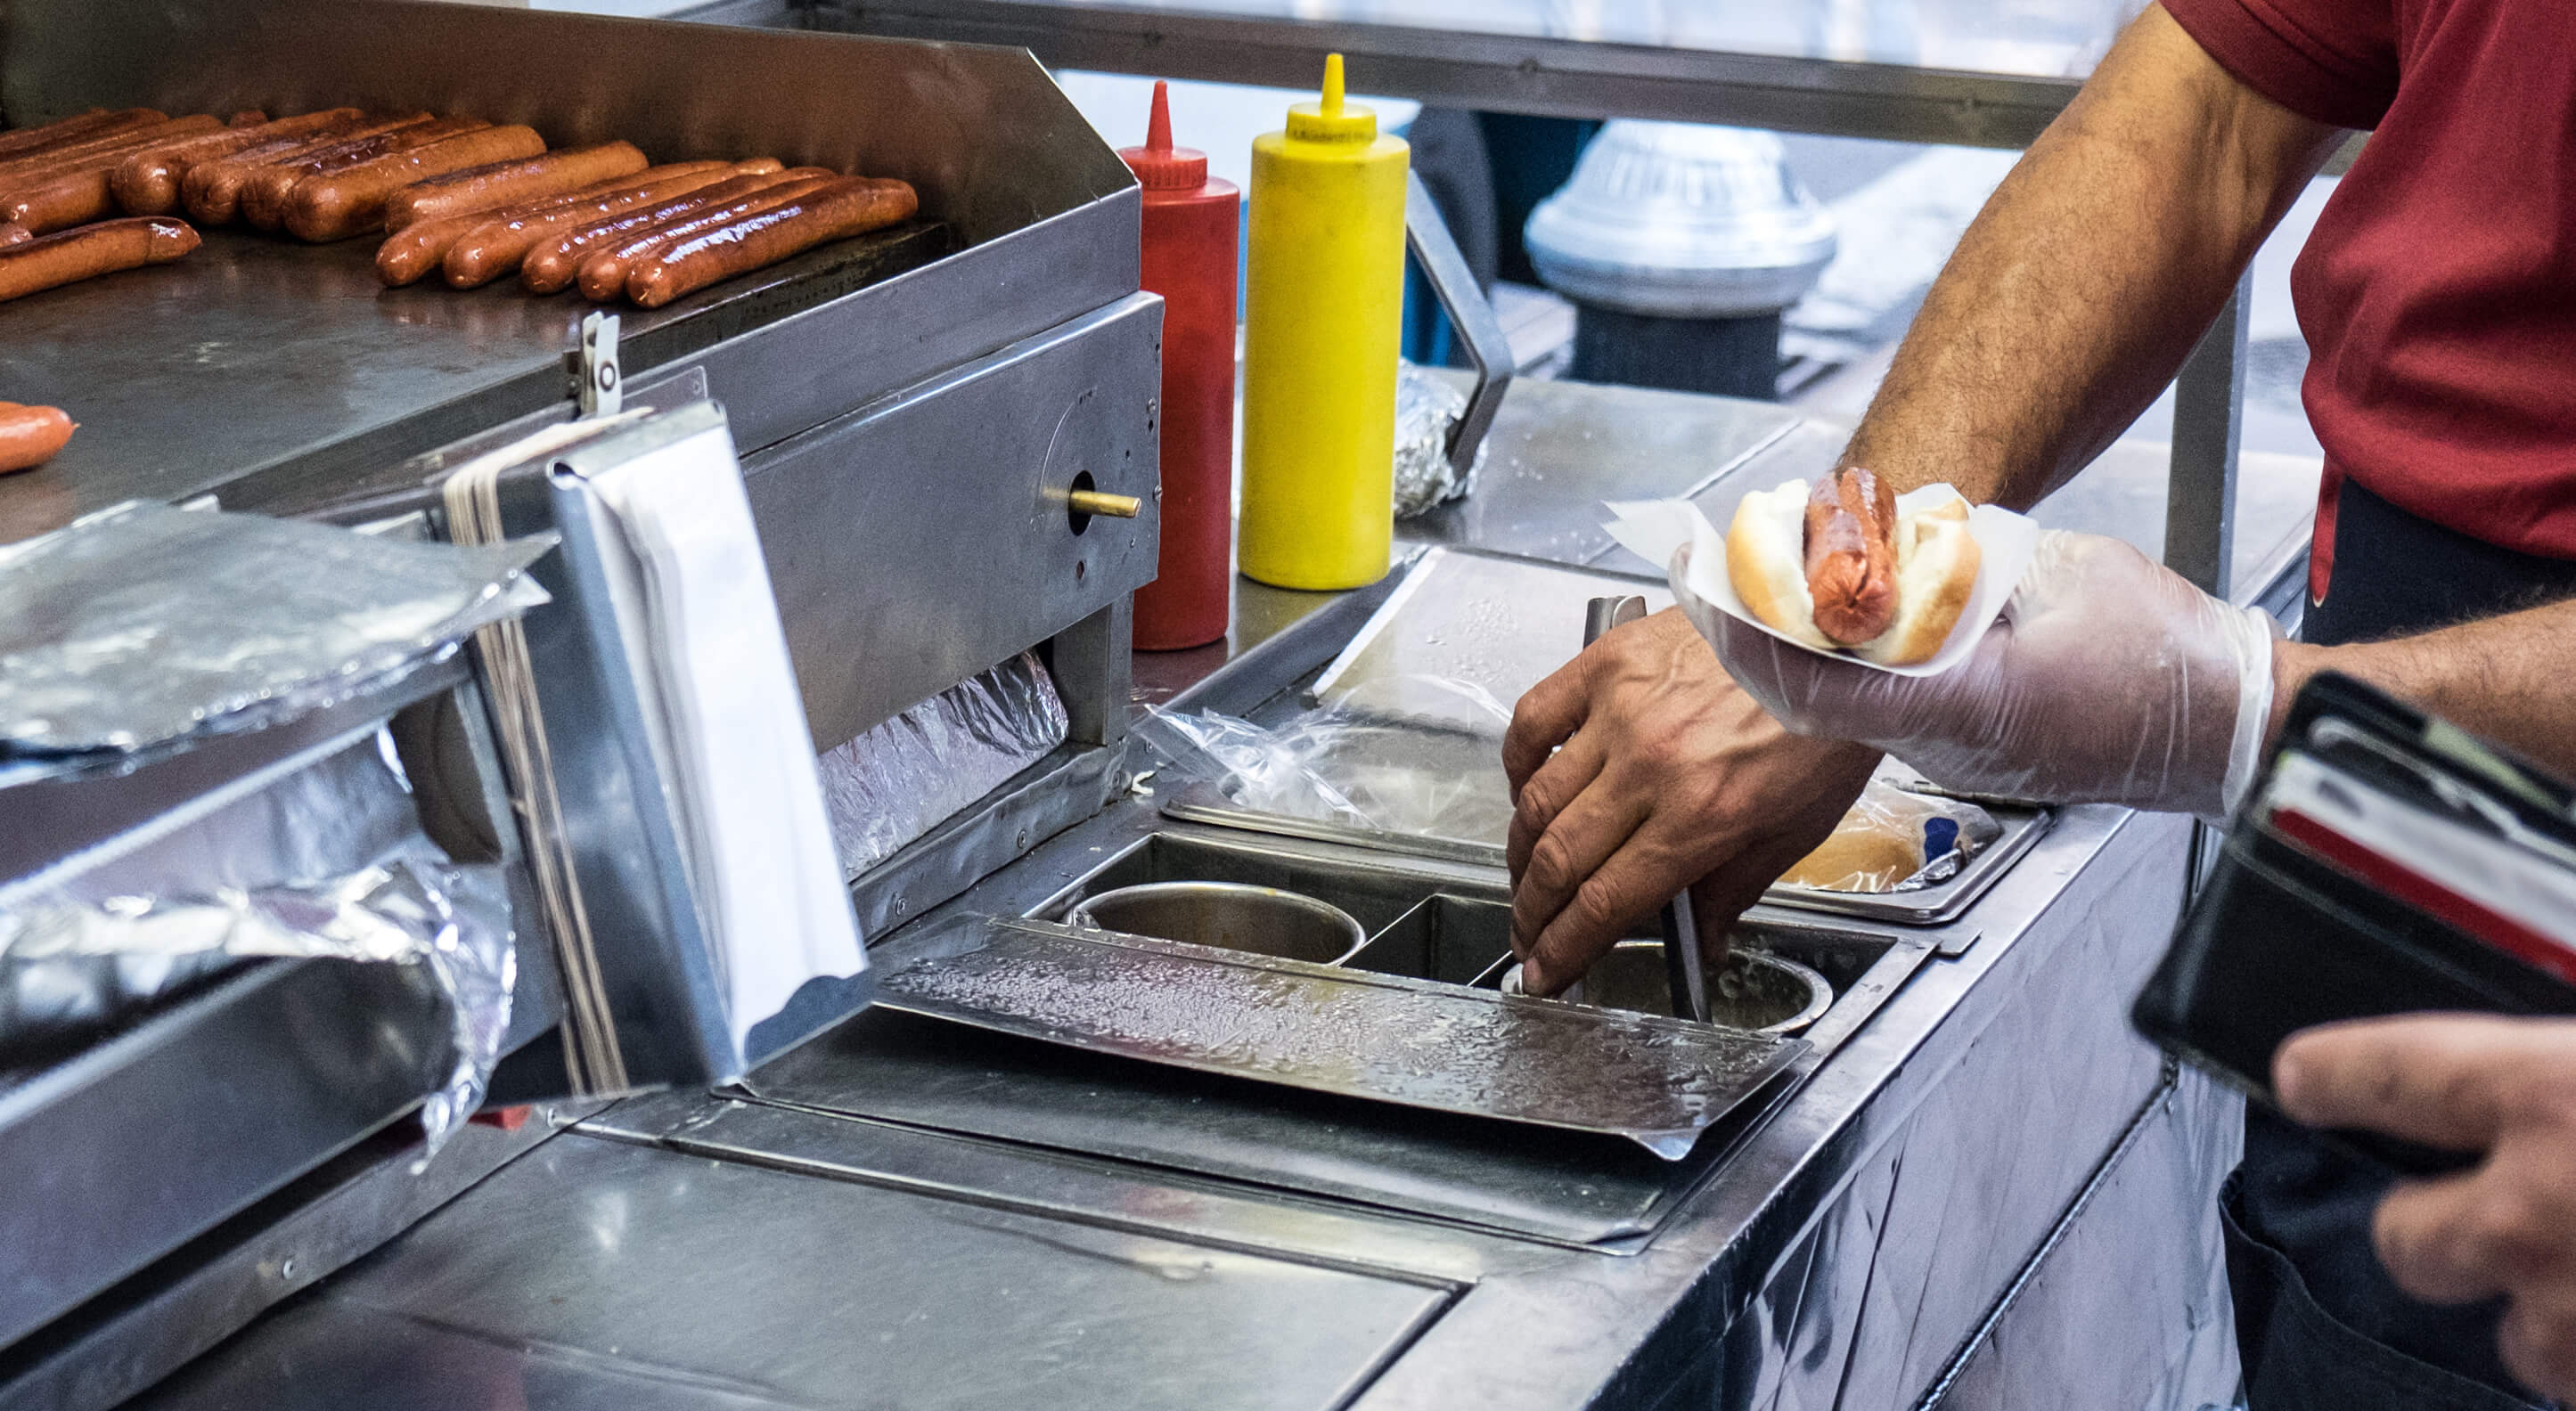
[817,652,1070,877]
[1392,361,1485,519]
[0,501,548,759]
[0,859,514,1154]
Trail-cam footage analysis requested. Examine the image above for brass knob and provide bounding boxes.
[1066,488,1142,519]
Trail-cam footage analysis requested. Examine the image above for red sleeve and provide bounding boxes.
[2157,0,2400,130]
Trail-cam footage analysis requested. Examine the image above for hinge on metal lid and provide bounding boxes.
[568,311,622,418]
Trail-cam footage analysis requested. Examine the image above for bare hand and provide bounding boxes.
[2275,1014,2576,1401]
[1501,607,1878,996]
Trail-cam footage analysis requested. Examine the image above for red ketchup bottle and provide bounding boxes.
[1121,82,1240,651]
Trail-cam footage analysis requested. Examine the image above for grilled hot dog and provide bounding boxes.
[0,402,75,474]
[1802,467,1900,645]
[626,176,917,308]
[438,160,763,289]
[113,108,364,216]
[0,216,197,304]
[519,168,814,293]
[384,141,648,232]
[0,110,166,164]
[378,160,732,288]
[241,117,480,232]
[0,117,229,232]
[287,125,546,242]
[574,172,841,300]
[184,113,430,225]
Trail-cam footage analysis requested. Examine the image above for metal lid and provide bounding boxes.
[1524,122,1837,318]
[1118,80,1209,192]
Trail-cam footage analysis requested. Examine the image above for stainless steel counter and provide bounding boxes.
[117,377,2260,1411]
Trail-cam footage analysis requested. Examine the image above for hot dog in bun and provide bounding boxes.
[1725,467,1981,666]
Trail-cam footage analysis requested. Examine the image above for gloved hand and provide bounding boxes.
[1682,529,2278,820]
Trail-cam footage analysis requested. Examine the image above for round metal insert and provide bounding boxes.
[1511,943,1831,1034]
[1068,882,1368,966]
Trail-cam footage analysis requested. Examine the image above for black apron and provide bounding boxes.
[2230,475,2576,1411]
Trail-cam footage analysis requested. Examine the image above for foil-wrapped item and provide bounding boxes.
[0,501,548,759]
[817,652,1071,877]
[1392,362,1486,519]
[0,858,515,1154]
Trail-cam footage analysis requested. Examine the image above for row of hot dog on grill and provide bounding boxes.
[0,106,918,309]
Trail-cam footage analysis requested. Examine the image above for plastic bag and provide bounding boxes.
[1136,673,1519,845]
[817,652,1070,877]
[1778,779,2001,893]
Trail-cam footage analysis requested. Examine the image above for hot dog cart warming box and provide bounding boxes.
[0,2,1160,1401]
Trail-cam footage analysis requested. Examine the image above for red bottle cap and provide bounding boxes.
[1118,81,1208,192]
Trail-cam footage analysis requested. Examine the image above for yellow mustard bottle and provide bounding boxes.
[1238,53,1410,591]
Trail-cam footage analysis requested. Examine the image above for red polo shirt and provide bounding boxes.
[2161,0,2576,568]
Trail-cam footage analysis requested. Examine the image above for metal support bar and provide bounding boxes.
[1404,169,1514,478]
[804,0,2081,147]
[2163,273,2250,599]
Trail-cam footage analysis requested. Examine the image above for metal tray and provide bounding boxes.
[876,916,1805,1160]
[1159,785,2054,927]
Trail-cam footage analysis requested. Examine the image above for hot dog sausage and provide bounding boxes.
[0,109,165,164]
[439,160,762,289]
[574,173,842,300]
[384,142,649,232]
[0,110,171,167]
[0,115,225,198]
[112,108,364,216]
[519,168,814,293]
[241,117,483,232]
[627,177,917,308]
[1803,466,1900,645]
[0,114,189,184]
[0,216,197,304]
[376,160,728,287]
[0,117,230,232]
[286,125,546,243]
[0,402,75,474]
[184,113,431,225]
[0,223,29,246]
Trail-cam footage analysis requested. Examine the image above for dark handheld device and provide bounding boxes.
[2132,673,2576,1175]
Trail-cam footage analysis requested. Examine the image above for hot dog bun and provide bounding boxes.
[1725,477,1981,665]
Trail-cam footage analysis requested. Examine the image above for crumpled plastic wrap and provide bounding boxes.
[1779,779,2002,893]
[0,858,514,1154]
[1392,361,1487,519]
[0,500,548,759]
[817,652,1070,877]
[1135,674,1517,845]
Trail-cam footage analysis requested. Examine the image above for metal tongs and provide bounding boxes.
[1582,596,1712,1023]
[1501,596,1713,1021]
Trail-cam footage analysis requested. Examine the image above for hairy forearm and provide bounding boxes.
[2272,599,2576,777]
[1844,4,2341,509]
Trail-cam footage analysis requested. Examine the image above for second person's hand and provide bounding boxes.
[1502,607,1879,996]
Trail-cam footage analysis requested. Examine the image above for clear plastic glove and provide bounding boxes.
[1683,529,2278,820]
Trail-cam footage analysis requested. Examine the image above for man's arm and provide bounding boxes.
[1844,4,2342,505]
[2273,601,2576,777]
[1504,4,2341,991]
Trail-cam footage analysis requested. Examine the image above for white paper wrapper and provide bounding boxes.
[1602,485,2040,677]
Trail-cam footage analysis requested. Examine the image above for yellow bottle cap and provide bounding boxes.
[1285,53,1378,143]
